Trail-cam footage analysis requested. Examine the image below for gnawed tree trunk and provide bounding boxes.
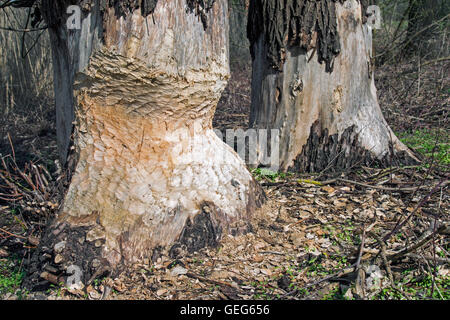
[247,0,419,173]
[24,0,264,290]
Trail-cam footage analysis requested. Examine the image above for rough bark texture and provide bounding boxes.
[24,0,265,291]
[247,0,374,72]
[229,0,251,68]
[248,0,346,72]
[293,121,417,173]
[249,0,418,173]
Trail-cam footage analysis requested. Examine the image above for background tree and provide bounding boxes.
[229,0,251,68]
[0,4,53,159]
[247,0,419,173]
[4,0,264,290]
[405,0,450,55]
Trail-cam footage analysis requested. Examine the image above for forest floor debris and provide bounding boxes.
[0,62,449,300]
[98,165,449,301]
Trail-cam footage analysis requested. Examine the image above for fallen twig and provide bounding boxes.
[387,222,448,262]
[281,263,357,298]
[259,251,285,256]
[383,179,449,242]
[337,178,446,193]
[0,248,9,257]
[185,272,243,292]
[371,232,395,286]
[405,253,450,265]
[355,228,367,271]
[0,227,27,240]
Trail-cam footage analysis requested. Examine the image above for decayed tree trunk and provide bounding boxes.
[247,0,419,173]
[24,0,264,290]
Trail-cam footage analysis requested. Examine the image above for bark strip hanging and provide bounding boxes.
[248,0,348,72]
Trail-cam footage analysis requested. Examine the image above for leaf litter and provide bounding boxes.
[0,65,448,301]
[91,166,448,301]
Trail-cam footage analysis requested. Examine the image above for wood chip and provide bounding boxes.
[0,248,9,257]
[156,288,168,296]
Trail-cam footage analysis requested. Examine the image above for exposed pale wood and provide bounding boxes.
[25,0,265,289]
[249,0,418,172]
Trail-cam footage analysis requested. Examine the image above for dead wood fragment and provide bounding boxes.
[185,272,242,292]
[370,232,395,286]
[404,253,450,265]
[337,178,446,193]
[0,248,9,257]
[27,235,40,246]
[40,272,62,285]
[387,222,449,262]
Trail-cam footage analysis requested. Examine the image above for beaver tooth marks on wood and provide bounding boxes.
[247,0,374,72]
[248,1,419,171]
[22,0,266,291]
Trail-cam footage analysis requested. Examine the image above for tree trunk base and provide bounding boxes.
[24,178,264,291]
[23,0,265,292]
[292,120,419,174]
[24,221,109,291]
[249,1,419,172]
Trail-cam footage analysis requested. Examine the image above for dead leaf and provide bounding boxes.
[333,199,346,208]
[322,185,335,194]
[211,270,230,280]
[252,255,264,263]
[170,265,188,277]
[289,232,305,247]
[113,279,126,292]
[261,269,272,276]
[156,288,168,296]
[0,248,9,257]
[254,242,267,250]
[315,229,325,236]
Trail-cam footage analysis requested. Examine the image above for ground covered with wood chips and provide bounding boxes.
[0,63,449,300]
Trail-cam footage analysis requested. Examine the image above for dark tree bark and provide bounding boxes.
[247,0,418,173]
[21,0,265,291]
[229,0,251,67]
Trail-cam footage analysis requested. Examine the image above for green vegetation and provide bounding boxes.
[376,274,450,300]
[0,257,25,296]
[251,168,291,181]
[324,221,359,246]
[398,129,449,165]
[251,279,273,300]
[322,286,346,300]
